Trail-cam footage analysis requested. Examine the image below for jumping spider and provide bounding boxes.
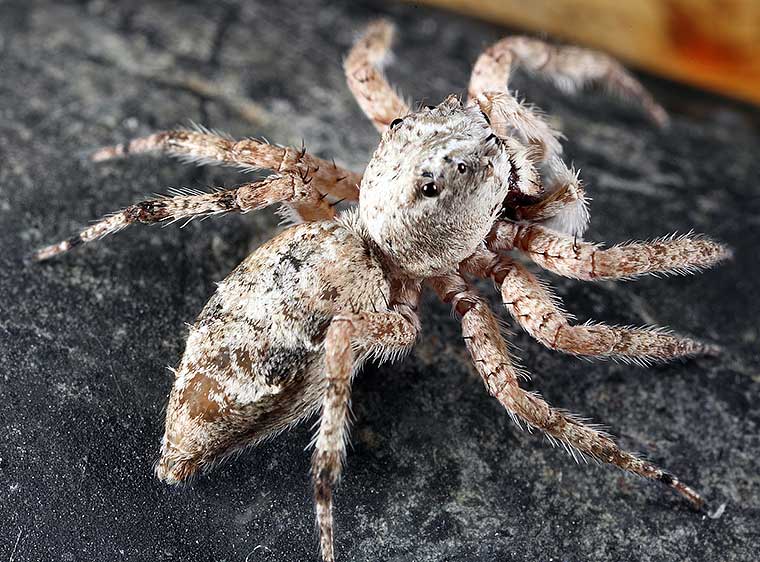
[35,21,731,562]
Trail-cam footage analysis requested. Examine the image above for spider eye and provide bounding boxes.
[420,182,439,198]
[457,162,468,174]
[389,118,404,130]
[425,105,436,110]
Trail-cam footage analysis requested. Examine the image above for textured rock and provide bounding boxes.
[0,1,758,561]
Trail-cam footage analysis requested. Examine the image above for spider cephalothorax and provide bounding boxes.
[360,95,528,278]
[35,20,730,562]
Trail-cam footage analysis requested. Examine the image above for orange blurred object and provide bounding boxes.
[414,0,760,104]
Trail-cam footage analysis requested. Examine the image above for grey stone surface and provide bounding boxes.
[1,1,758,561]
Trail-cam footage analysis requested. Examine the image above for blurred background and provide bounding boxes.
[415,0,760,104]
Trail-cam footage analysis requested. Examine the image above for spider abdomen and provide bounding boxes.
[156,219,391,483]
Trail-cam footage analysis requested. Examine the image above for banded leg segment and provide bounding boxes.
[468,36,668,126]
[488,222,732,280]
[463,250,718,362]
[92,130,361,201]
[344,20,410,133]
[33,173,332,261]
[430,273,704,509]
[313,307,419,562]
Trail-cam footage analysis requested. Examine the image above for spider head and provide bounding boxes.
[359,95,525,278]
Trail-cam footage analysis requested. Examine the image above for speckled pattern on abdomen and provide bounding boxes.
[156,216,391,482]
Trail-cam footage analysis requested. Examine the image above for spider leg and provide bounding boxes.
[475,91,563,167]
[476,92,589,236]
[33,173,332,261]
[91,129,361,201]
[463,249,719,362]
[468,36,668,126]
[345,20,410,133]
[513,171,587,223]
[430,273,705,509]
[313,308,419,562]
[488,222,732,280]
[518,163,589,237]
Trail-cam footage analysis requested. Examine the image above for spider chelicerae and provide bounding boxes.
[35,20,731,562]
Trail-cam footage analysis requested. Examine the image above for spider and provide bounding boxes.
[35,20,731,562]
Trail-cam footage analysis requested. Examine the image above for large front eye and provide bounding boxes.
[420,182,439,197]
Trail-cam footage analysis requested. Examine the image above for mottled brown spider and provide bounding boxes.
[35,20,731,562]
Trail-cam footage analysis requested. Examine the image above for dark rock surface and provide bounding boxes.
[1,1,758,561]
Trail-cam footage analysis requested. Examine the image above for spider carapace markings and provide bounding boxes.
[36,20,731,562]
